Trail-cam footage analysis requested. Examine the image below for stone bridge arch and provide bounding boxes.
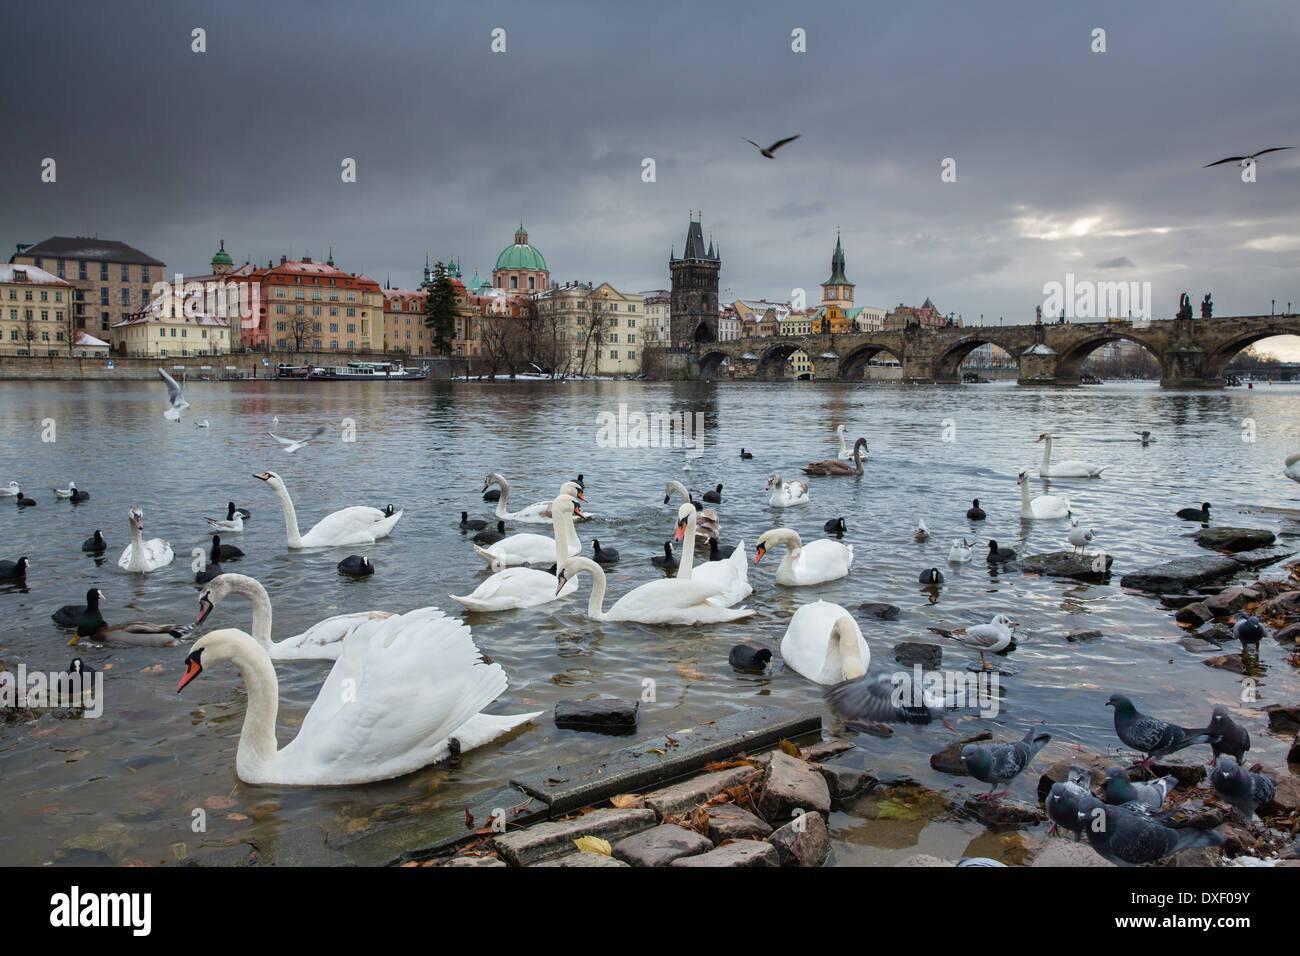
[931,335,1021,382]
[755,341,805,377]
[1202,322,1300,380]
[1052,329,1166,382]
[697,348,730,377]
[837,341,906,379]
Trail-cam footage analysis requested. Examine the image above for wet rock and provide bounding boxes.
[818,764,873,802]
[642,766,757,820]
[893,641,943,668]
[1251,579,1295,598]
[1019,551,1112,581]
[1289,734,1299,764]
[1261,773,1300,813]
[1215,822,1257,857]
[1197,625,1234,644]
[670,840,779,867]
[1264,704,1300,733]
[554,697,639,734]
[894,853,955,867]
[1146,761,1206,788]
[961,798,1046,829]
[1194,527,1276,553]
[1181,637,1220,653]
[612,823,713,867]
[1166,846,1223,867]
[1176,602,1213,627]
[1120,556,1243,593]
[859,602,900,620]
[1037,754,1111,802]
[1065,629,1104,643]
[493,807,656,866]
[1204,586,1261,616]
[1161,594,1206,609]
[1165,799,1226,829]
[1261,591,1300,617]
[1204,654,1247,674]
[533,852,631,867]
[704,804,772,844]
[757,751,831,823]
[767,810,831,866]
[804,739,855,762]
[1229,548,1294,570]
[1272,623,1300,645]
[444,854,507,867]
[932,732,992,776]
[1029,841,1115,867]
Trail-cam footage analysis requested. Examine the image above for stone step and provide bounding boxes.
[493,807,657,867]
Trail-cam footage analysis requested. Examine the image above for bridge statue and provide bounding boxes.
[1177,292,1193,320]
[1035,305,1042,324]
[1201,293,1213,318]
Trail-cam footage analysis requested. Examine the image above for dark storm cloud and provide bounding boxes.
[1,0,1297,347]
[1096,257,1136,269]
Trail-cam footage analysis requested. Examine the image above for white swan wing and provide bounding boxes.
[275,608,516,784]
[300,506,397,546]
[607,576,732,622]
[451,567,577,611]
[696,539,753,607]
[781,601,868,684]
[271,611,395,661]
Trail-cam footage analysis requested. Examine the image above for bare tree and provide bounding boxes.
[289,310,312,353]
[572,288,610,377]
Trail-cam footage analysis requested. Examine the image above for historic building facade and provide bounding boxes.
[669,214,720,346]
[492,224,550,296]
[537,281,642,375]
[0,263,73,355]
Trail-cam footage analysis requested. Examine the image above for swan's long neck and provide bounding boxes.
[227,633,281,773]
[229,576,274,647]
[1020,477,1032,517]
[853,441,864,473]
[1040,436,1052,471]
[572,558,607,620]
[129,518,143,548]
[667,481,689,505]
[1287,452,1300,468]
[271,482,303,547]
[494,478,511,520]
[552,500,577,563]
[837,427,848,456]
[833,618,866,680]
[678,510,698,578]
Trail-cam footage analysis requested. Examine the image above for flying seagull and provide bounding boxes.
[743,134,800,159]
[158,368,189,422]
[1204,147,1294,168]
[268,425,327,454]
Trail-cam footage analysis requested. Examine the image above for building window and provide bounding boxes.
[121,264,129,281]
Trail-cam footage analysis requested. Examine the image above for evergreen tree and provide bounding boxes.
[422,261,458,353]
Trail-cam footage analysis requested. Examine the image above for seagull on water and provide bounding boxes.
[158,368,189,422]
[268,425,327,453]
[743,134,800,159]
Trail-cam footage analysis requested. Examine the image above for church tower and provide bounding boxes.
[820,231,854,308]
[669,212,721,346]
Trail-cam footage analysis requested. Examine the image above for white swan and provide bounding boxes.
[1037,432,1105,478]
[766,473,810,508]
[473,486,583,567]
[948,538,973,563]
[255,471,402,548]
[1284,452,1300,484]
[0,481,18,496]
[664,480,719,543]
[557,556,753,625]
[673,504,752,607]
[835,424,861,460]
[197,572,393,661]
[1018,468,1071,519]
[452,494,582,611]
[117,506,174,572]
[484,473,584,524]
[755,527,853,586]
[177,608,541,786]
[780,601,870,685]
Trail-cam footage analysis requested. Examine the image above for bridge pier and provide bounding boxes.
[1159,346,1222,388]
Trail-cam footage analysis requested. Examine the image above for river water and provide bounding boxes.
[1,378,1297,866]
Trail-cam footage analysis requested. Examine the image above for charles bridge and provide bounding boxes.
[692,314,1300,387]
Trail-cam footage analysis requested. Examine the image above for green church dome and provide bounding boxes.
[494,224,547,272]
[211,239,233,267]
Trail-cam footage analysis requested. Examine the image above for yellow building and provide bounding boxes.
[382,289,431,355]
[111,289,231,357]
[10,236,165,336]
[537,281,642,375]
[0,263,73,355]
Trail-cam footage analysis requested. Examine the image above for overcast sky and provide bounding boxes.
[3,0,1298,354]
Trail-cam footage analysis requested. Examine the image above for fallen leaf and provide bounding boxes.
[778,739,801,758]
[65,750,89,762]
[573,836,612,856]
[203,795,236,810]
[609,793,642,808]
[464,808,474,828]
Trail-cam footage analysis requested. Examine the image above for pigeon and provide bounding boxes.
[824,517,847,536]
[931,613,1014,670]
[966,499,986,520]
[1080,804,1225,866]
[824,673,957,728]
[1067,518,1096,558]
[728,644,772,673]
[1046,765,1102,840]
[1107,694,1216,768]
[337,555,374,577]
[948,538,972,563]
[1207,705,1250,766]
[1209,761,1276,821]
[159,368,189,421]
[591,540,620,565]
[703,483,723,503]
[0,557,29,580]
[1103,766,1176,811]
[81,530,107,553]
[1176,502,1210,522]
[743,134,800,159]
[914,519,930,541]
[459,511,488,531]
[918,567,944,585]
[986,540,1016,563]
[1233,616,1267,653]
[269,424,327,453]
[960,728,1052,799]
[1204,146,1294,168]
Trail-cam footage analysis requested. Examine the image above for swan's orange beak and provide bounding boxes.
[573,505,587,519]
[177,654,203,693]
[575,489,588,502]
[253,472,270,481]
[673,517,687,542]
[755,543,767,563]
[196,596,213,624]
